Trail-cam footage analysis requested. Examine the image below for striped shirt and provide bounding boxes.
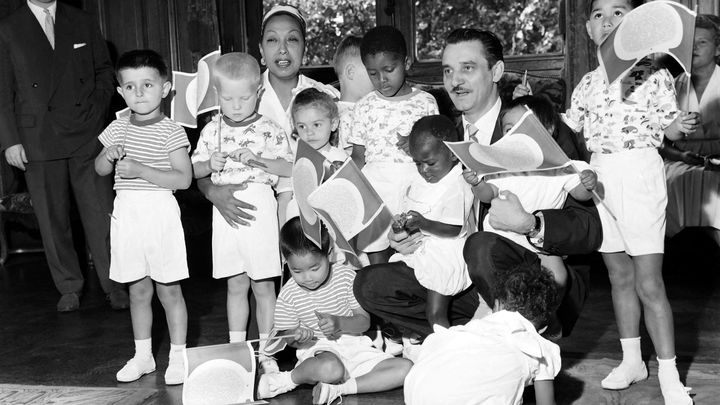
[274,263,360,339]
[99,115,190,191]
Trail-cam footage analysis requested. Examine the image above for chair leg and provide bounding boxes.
[0,213,8,266]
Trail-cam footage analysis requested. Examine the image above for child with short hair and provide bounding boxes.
[468,100,597,294]
[332,35,375,152]
[258,217,413,404]
[285,87,348,221]
[191,52,293,373]
[94,49,192,385]
[561,0,696,402]
[347,26,439,263]
[389,115,474,331]
[404,254,561,405]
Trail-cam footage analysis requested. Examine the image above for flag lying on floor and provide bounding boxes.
[307,159,392,265]
[599,0,696,85]
[293,139,329,249]
[445,108,573,180]
[171,49,222,128]
[182,341,257,405]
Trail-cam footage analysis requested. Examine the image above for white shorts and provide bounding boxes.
[591,148,667,255]
[110,190,188,284]
[212,183,281,280]
[295,335,393,381]
[361,162,419,252]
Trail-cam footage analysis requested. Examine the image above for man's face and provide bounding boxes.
[442,40,503,123]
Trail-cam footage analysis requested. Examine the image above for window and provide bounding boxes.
[263,0,376,65]
[414,0,564,61]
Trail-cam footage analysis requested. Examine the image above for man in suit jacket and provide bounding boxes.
[354,28,602,340]
[0,0,127,311]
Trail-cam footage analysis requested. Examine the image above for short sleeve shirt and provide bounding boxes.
[99,115,190,191]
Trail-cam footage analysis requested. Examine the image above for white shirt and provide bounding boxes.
[462,97,501,145]
[27,0,56,28]
[674,65,720,155]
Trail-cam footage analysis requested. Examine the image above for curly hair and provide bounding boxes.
[360,25,407,61]
[493,263,559,329]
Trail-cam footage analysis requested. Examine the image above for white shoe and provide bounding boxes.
[257,371,296,399]
[164,352,185,385]
[312,382,342,405]
[259,355,280,374]
[116,356,156,383]
[401,337,422,363]
[661,382,693,405]
[601,362,648,390]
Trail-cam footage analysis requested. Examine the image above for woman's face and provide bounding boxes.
[260,14,305,81]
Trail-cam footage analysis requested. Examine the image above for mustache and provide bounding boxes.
[451,86,470,93]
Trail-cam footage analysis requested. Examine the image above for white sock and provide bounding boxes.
[657,356,681,386]
[336,378,358,395]
[619,337,642,367]
[169,343,186,359]
[229,331,247,343]
[259,333,270,353]
[134,338,152,359]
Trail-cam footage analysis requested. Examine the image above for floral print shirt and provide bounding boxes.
[347,88,438,164]
[191,113,292,187]
[563,59,679,154]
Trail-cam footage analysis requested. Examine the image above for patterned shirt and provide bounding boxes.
[347,88,438,164]
[191,113,292,187]
[563,59,679,154]
[274,263,360,339]
[99,115,190,191]
[336,100,356,151]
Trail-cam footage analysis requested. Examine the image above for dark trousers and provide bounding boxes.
[24,148,118,295]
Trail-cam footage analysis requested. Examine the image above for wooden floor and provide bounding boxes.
[0,226,718,405]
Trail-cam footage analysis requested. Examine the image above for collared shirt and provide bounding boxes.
[674,65,720,155]
[462,97,501,145]
[27,0,56,28]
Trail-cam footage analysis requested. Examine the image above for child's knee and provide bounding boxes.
[156,283,184,305]
[635,277,666,302]
[251,279,276,299]
[315,354,346,383]
[227,275,251,296]
[129,281,153,303]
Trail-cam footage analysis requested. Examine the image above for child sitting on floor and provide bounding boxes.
[404,256,561,405]
[258,217,412,404]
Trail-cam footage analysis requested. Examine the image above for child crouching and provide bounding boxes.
[258,218,412,404]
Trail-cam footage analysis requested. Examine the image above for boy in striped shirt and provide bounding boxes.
[257,217,412,404]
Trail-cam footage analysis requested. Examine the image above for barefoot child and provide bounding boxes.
[94,49,192,385]
[258,218,412,404]
[191,52,292,373]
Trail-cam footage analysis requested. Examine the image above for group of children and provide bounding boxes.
[93,1,697,404]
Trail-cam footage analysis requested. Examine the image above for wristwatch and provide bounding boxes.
[526,213,542,238]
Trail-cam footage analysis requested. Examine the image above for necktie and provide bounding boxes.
[43,9,54,49]
[466,123,480,143]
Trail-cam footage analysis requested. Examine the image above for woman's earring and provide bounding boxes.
[260,57,266,66]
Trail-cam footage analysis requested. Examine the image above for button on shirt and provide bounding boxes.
[462,97,501,145]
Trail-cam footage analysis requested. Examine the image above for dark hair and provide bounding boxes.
[503,95,559,134]
[291,88,339,146]
[587,0,644,16]
[445,28,504,68]
[360,26,407,61]
[280,217,331,259]
[116,49,169,81]
[697,14,720,45]
[409,115,460,145]
[333,35,363,77]
[493,263,558,329]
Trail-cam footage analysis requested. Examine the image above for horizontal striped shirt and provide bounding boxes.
[274,263,360,339]
[99,115,190,191]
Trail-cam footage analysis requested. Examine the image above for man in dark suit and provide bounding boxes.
[0,0,128,312]
[354,28,601,340]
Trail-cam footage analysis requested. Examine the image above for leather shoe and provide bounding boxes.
[107,289,130,310]
[57,293,80,312]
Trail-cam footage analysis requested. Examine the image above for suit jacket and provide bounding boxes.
[458,103,602,256]
[0,3,113,161]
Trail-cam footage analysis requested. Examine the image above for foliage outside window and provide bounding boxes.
[264,0,376,65]
[415,0,564,61]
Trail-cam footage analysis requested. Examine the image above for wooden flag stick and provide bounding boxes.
[217,112,223,154]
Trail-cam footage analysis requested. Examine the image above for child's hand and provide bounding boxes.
[209,151,227,172]
[292,326,315,344]
[462,169,481,186]
[404,210,426,232]
[512,83,533,99]
[228,148,258,165]
[579,169,597,191]
[396,133,411,155]
[315,311,341,340]
[105,145,125,162]
[116,158,144,179]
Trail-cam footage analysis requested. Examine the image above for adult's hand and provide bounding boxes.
[487,190,534,234]
[199,179,256,228]
[388,228,423,255]
[5,144,27,171]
